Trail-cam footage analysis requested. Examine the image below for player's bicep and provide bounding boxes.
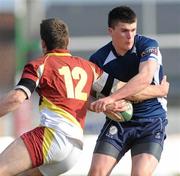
[139,59,158,83]
[128,86,162,101]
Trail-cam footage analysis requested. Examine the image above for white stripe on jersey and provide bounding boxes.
[103,51,116,66]
[40,108,84,145]
[36,64,45,87]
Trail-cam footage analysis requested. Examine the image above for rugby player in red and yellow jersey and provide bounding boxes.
[0,18,169,176]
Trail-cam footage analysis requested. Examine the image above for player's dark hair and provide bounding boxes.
[40,18,69,50]
[108,6,137,28]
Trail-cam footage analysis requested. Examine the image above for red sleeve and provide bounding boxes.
[15,57,45,98]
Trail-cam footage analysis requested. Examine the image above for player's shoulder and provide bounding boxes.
[25,56,45,68]
[73,55,91,65]
[135,34,159,48]
[90,42,112,62]
[73,55,99,69]
[72,55,102,78]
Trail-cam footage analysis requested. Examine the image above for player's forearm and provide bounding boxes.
[134,84,167,100]
[0,90,26,117]
[126,75,169,101]
[126,85,166,101]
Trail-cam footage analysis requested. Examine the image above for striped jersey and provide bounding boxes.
[90,34,167,119]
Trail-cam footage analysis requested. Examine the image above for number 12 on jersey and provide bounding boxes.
[59,66,88,101]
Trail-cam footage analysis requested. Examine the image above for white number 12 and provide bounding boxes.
[59,66,88,101]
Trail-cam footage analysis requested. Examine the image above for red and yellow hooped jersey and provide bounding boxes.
[16,49,103,141]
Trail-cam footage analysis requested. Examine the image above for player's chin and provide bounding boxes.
[126,44,133,50]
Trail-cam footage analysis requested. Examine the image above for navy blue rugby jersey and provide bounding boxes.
[89,34,167,119]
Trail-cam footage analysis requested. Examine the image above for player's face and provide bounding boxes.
[108,21,137,55]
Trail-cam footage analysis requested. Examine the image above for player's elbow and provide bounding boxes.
[141,73,153,87]
[141,77,152,88]
[160,84,169,97]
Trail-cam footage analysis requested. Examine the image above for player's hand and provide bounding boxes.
[105,100,128,112]
[90,96,115,113]
[159,75,169,96]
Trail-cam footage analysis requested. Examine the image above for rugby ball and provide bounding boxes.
[95,92,133,122]
[105,101,133,122]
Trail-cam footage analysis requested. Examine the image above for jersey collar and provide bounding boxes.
[46,49,72,57]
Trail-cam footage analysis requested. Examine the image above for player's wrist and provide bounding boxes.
[109,94,121,102]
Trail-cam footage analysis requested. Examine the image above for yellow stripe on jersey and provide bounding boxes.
[39,96,82,129]
[42,127,55,163]
[46,53,72,57]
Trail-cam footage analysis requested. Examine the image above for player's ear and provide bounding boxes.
[67,37,70,47]
[108,27,113,36]
[41,39,45,48]
[41,40,47,54]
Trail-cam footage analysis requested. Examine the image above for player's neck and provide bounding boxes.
[112,42,128,56]
[113,45,127,56]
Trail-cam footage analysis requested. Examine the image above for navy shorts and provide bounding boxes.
[94,116,168,161]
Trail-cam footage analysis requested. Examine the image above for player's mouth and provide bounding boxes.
[126,41,133,47]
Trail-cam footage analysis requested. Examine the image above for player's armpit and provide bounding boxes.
[127,75,169,101]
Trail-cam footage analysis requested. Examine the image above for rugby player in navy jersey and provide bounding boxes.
[88,6,168,176]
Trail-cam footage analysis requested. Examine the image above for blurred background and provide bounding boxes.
[0,0,179,175]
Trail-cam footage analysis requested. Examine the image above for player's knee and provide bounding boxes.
[88,166,109,176]
[131,168,152,176]
[88,170,104,176]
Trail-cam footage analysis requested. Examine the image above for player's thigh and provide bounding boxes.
[131,117,167,161]
[88,153,117,176]
[88,120,130,176]
[131,153,158,176]
[39,142,81,176]
[0,137,32,176]
[89,139,120,176]
[21,126,83,175]
[131,117,167,176]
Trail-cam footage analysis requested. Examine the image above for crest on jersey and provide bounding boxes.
[141,47,158,57]
[154,132,161,139]
[109,126,118,135]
